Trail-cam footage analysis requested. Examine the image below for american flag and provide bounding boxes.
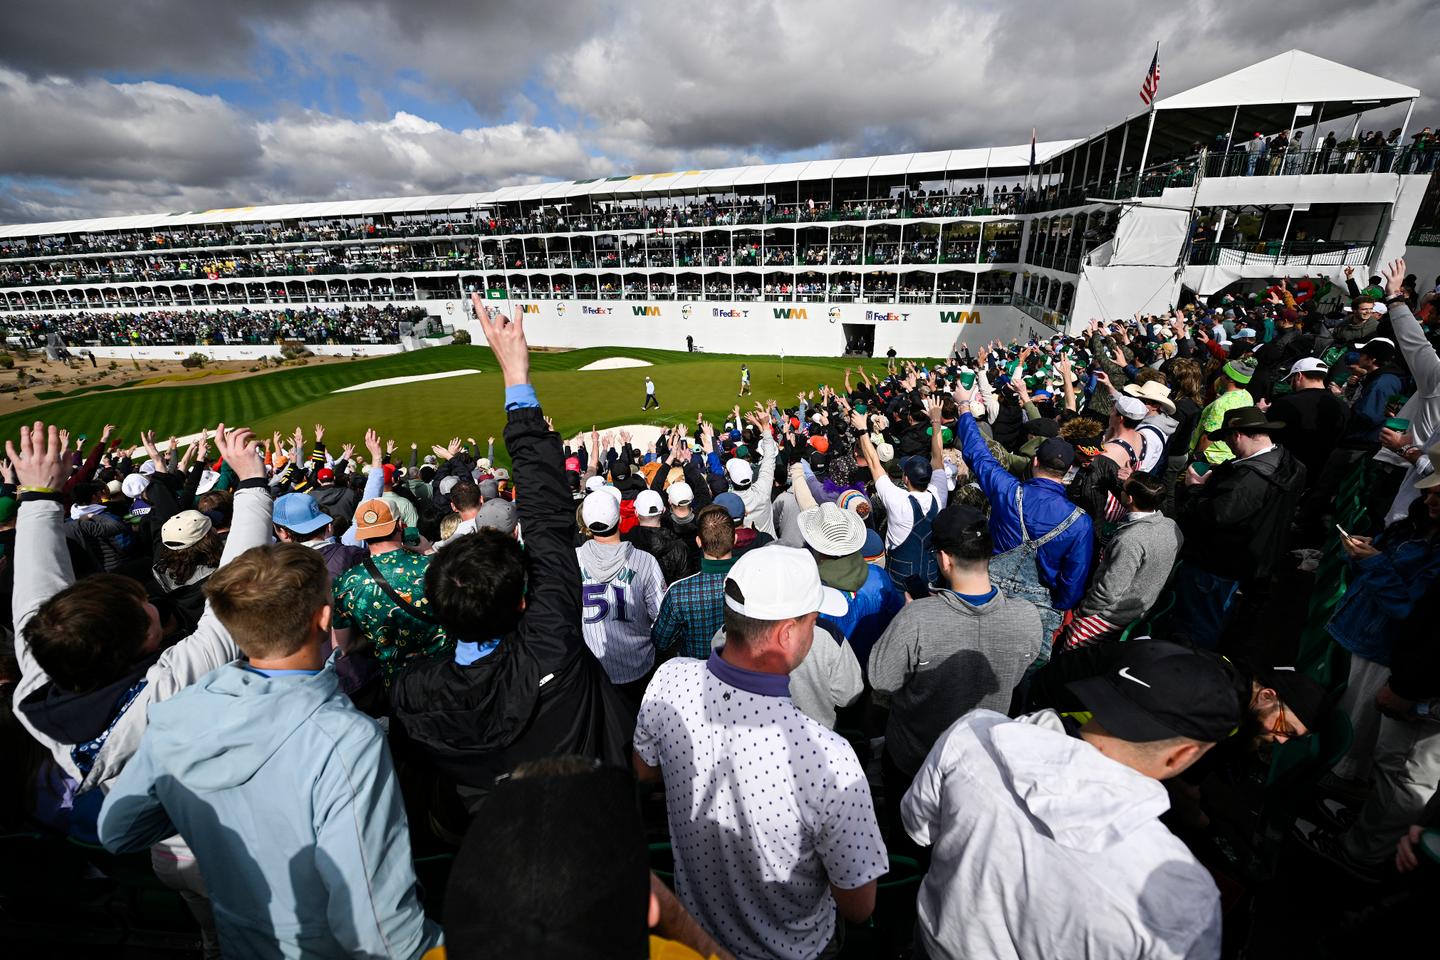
[1139,45,1160,105]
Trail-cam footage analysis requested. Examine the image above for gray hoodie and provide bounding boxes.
[869,587,1043,777]
[98,662,440,959]
[1078,511,1183,624]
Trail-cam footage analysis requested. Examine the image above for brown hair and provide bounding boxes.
[1132,367,1166,387]
[196,490,233,528]
[1167,358,1205,405]
[25,574,152,692]
[154,529,224,586]
[696,504,736,558]
[203,544,331,660]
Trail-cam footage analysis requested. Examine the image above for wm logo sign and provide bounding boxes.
[632,306,661,317]
[940,311,981,324]
[773,307,808,320]
[518,304,541,314]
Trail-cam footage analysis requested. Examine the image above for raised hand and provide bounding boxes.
[1381,257,1407,298]
[471,296,530,387]
[340,442,355,461]
[364,428,383,464]
[58,428,70,452]
[0,458,16,486]
[385,438,397,456]
[101,423,116,445]
[214,424,264,481]
[292,427,305,451]
[431,444,451,460]
[6,422,68,490]
[447,437,463,457]
[314,423,325,442]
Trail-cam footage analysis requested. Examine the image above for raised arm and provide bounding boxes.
[473,295,582,670]
[1383,259,1440,394]
[8,422,77,704]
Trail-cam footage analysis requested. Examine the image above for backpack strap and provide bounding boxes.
[362,554,440,625]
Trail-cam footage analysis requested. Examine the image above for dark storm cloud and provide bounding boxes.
[1,0,1436,224]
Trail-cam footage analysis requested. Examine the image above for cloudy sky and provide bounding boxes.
[1,0,1436,225]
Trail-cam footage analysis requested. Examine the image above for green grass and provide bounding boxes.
[0,346,925,459]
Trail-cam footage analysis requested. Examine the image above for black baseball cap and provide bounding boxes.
[1036,436,1075,472]
[931,503,989,555]
[901,455,933,488]
[1068,647,1243,743]
[1258,666,1329,733]
[1024,417,1060,439]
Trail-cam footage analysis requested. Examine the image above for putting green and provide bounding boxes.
[0,346,931,462]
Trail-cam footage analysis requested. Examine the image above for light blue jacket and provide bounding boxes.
[98,661,440,959]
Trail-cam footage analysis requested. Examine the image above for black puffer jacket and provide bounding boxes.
[1179,445,1307,581]
[624,523,694,585]
[390,404,634,814]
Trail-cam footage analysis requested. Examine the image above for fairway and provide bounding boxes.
[0,346,929,462]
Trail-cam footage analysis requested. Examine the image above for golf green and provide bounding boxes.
[0,347,934,462]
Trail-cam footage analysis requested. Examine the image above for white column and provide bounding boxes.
[1134,108,1158,194]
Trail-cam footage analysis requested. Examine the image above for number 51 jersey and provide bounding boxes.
[575,539,666,684]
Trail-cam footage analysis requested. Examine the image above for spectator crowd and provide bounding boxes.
[2,261,1440,959]
[6,305,430,347]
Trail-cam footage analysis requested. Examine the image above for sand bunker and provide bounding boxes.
[330,369,482,394]
[577,357,652,371]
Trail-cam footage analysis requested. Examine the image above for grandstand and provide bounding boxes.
[0,50,1432,359]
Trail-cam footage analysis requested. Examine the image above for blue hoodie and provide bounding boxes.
[98,660,440,959]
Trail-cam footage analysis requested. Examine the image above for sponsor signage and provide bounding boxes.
[773,307,808,319]
[632,305,662,316]
[864,310,909,323]
[940,310,982,324]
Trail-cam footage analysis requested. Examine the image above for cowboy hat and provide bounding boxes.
[1123,381,1176,415]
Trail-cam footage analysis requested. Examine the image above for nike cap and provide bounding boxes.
[1067,647,1243,743]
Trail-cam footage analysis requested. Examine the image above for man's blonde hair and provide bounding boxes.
[204,544,331,659]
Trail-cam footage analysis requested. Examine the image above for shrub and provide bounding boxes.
[279,343,313,361]
[108,360,118,371]
[451,329,472,345]
[0,354,13,369]
[181,352,209,369]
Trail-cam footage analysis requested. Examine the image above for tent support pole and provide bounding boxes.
[1135,108,1158,196]
[1114,121,1131,198]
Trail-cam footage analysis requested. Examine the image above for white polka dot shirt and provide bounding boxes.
[635,655,888,960]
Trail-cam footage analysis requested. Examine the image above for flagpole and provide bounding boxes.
[1134,43,1160,196]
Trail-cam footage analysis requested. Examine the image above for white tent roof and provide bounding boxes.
[1155,49,1418,111]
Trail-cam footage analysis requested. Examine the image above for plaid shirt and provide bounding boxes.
[651,557,737,660]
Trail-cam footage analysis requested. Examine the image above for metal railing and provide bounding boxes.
[1188,240,1375,267]
[1200,145,1433,179]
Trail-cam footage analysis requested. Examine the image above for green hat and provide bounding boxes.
[0,496,16,524]
[1223,358,1256,385]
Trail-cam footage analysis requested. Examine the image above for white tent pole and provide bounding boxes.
[1225,104,1240,157]
[1397,99,1416,167]
[1113,121,1131,197]
[1135,108,1158,195]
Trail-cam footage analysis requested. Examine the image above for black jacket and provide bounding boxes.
[390,405,634,812]
[624,523,694,585]
[1179,445,1307,581]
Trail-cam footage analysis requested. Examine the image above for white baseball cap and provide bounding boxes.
[477,458,493,470]
[1286,357,1329,378]
[635,489,664,517]
[726,457,754,488]
[584,475,607,493]
[196,469,221,495]
[581,490,621,532]
[1113,395,1148,421]
[666,480,694,506]
[724,546,848,620]
[121,473,150,498]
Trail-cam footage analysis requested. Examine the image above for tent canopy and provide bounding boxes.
[1046,50,1419,175]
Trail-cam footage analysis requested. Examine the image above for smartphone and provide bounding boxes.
[1385,417,1411,433]
[1335,523,1350,539]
